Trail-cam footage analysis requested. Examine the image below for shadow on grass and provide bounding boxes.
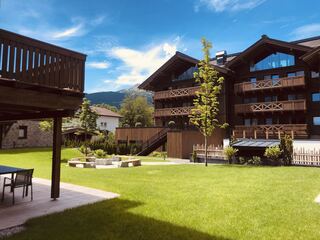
[8,198,230,240]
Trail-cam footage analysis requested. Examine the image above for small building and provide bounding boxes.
[91,106,122,133]
[0,120,52,149]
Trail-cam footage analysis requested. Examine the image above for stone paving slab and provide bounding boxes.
[0,178,119,230]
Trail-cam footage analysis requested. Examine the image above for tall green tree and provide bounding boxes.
[120,95,153,127]
[78,98,98,154]
[189,38,228,166]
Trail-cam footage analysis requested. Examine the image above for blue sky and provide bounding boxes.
[1,0,320,93]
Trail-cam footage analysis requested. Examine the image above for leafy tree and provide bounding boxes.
[78,98,98,155]
[279,135,293,166]
[39,121,53,132]
[120,95,153,127]
[189,38,228,166]
[264,146,282,165]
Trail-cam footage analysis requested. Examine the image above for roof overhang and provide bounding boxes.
[226,36,313,69]
[301,46,320,70]
[232,139,280,148]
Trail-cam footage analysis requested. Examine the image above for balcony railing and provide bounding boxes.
[154,106,193,117]
[0,29,86,92]
[234,99,306,114]
[154,86,200,100]
[232,124,308,139]
[234,76,305,94]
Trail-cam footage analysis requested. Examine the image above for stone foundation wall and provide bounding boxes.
[1,120,53,149]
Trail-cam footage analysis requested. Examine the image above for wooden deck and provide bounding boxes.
[154,86,200,100]
[0,178,119,230]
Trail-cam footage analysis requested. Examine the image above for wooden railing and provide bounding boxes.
[0,29,86,92]
[154,86,200,100]
[234,76,305,93]
[234,99,306,114]
[154,106,193,117]
[232,124,308,139]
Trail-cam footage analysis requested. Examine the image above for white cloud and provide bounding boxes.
[196,0,266,12]
[52,24,85,39]
[291,23,320,39]
[87,61,110,69]
[107,40,179,85]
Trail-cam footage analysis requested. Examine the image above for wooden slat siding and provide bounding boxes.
[0,29,86,91]
[1,40,8,78]
[15,44,22,80]
[293,147,320,166]
[8,41,15,79]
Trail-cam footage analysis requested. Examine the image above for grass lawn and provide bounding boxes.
[0,148,320,240]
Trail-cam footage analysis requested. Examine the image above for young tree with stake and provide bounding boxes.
[190,38,228,166]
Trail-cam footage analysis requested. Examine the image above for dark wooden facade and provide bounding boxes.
[0,29,86,198]
[116,35,320,158]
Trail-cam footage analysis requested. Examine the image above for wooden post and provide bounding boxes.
[243,130,246,138]
[291,130,294,139]
[51,117,62,199]
[266,131,269,139]
[254,130,257,139]
[278,130,281,139]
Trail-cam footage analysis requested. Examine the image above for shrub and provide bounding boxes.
[63,139,82,148]
[264,146,282,165]
[239,156,247,165]
[79,144,91,156]
[150,151,162,157]
[94,149,106,158]
[248,156,261,166]
[280,135,293,166]
[160,152,167,160]
[135,122,142,127]
[224,146,239,164]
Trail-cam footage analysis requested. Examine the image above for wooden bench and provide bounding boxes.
[118,159,141,168]
[68,160,95,168]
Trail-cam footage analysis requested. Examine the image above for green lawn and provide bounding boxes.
[0,148,320,240]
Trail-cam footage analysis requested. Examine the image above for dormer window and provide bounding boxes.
[173,66,198,82]
[250,52,295,72]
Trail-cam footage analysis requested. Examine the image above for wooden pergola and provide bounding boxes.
[0,29,86,199]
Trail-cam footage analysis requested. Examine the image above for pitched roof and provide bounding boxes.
[291,35,320,48]
[225,35,313,68]
[91,106,122,118]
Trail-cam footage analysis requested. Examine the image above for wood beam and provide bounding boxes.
[0,110,74,121]
[51,117,62,199]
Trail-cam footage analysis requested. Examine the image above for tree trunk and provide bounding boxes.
[204,136,208,167]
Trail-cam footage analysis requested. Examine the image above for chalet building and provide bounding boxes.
[116,35,320,159]
[91,106,122,133]
[0,120,52,149]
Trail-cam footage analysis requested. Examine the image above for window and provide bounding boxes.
[264,75,271,80]
[18,126,27,139]
[271,74,279,79]
[312,93,320,102]
[313,117,320,125]
[288,94,297,100]
[287,72,296,77]
[311,71,319,78]
[264,96,277,102]
[244,119,251,126]
[252,118,258,125]
[250,77,257,87]
[265,118,273,125]
[250,52,295,72]
[287,71,304,78]
[296,71,304,76]
[174,66,198,81]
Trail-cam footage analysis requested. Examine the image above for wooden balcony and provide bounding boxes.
[154,106,193,117]
[0,29,86,121]
[234,76,305,94]
[154,86,200,100]
[232,124,308,139]
[0,29,86,92]
[234,99,306,114]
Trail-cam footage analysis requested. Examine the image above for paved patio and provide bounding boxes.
[0,178,119,230]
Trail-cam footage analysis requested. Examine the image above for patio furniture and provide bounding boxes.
[1,169,34,204]
[118,159,141,168]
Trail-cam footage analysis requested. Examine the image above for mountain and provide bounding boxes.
[86,85,153,107]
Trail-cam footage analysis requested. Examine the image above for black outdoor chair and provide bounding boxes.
[1,169,34,204]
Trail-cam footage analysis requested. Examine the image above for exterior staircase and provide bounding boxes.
[137,128,169,156]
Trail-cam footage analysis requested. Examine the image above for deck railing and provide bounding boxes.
[234,76,305,93]
[232,124,308,139]
[0,29,86,92]
[154,86,200,100]
[234,99,306,114]
[154,106,193,117]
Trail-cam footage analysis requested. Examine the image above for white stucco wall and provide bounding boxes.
[96,116,120,133]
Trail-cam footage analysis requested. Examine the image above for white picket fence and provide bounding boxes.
[293,148,320,166]
[193,144,225,159]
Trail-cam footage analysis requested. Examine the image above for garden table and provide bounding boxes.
[0,165,26,193]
